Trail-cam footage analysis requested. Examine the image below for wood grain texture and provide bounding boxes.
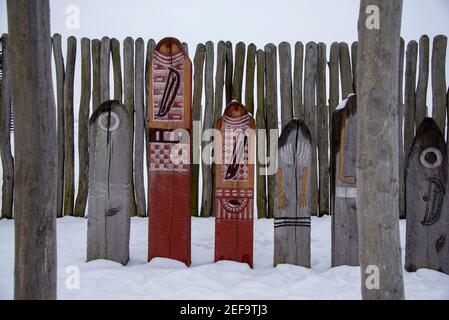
[329,42,340,133]
[431,35,447,133]
[351,42,358,93]
[225,41,233,104]
[91,39,101,111]
[74,37,91,217]
[405,118,448,275]
[245,43,256,115]
[87,101,132,265]
[279,41,293,129]
[339,42,353,99]
[63,36,76,216]
[111,38,123,101]
[52,33,65,218]
[398,37,405,219]
[144,39,156,144]
[214,41,226,124]
[0,34,14,219]
[293,41,304,120]
[404,41,418,161]
[232,42,246,102]
[415,35,429,128]
[100,36,110,103]
[8,0,57,299]
[274,119,312,267]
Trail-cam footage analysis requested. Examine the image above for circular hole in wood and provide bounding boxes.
[420,147,442,169]
[99,112,120,132]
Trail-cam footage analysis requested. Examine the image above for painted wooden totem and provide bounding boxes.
[87,100,133,265]
[214,101,256,267]
[406,118,448,274]
[330,94,359,267]
[274,119,312,267]
[147,37,192,266]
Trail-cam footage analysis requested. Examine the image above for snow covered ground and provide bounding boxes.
[0,216,448,300]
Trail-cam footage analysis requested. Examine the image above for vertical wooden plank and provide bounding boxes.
[431,35,447,133]
[329,42,340,130]
[339,42,353,99]
[317,43,329,216]
[91,39,101,111]
[415,35,429,128]
[214,41,226,123]
[87,101,132,265]
[225,41,233,104]
[63,36,76,216]
[134,38,146,217]
[144,38,156,144]
[398,37,405,219]
[404,41,418,161]
[351,41,358,93]
[279,41,293,129]
[110,38,122,101]
[123,36,137,216]
[0,34,14,219]
[264,43,278,219]
[256,49,267,219]
[200,41,215,217]
[52,33,65,218]
[182,42,189,57]
[293,41,304,120]
[100,36,110,103]
[245,43,256,115]
[73,38,91,218]
[304,41,318,216]
[232,42,246,102]
[192,43,205,217]
[8,0,57,299]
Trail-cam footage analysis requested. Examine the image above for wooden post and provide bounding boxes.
[63,36,76,216]
[87,101,132,265]
[214,41,226,123]
[274,119,312,267]
[232,42,246,102]
[100,36,110,103]
[144,39,156,143]
[91,39,101,111]
[74,38,91,218]
[431,35,447,133]
[317,42,329,216]
[111,38,123,101]
[52,33,65,218]
[304,42,318,216]
[329,42,340,131]
[182,42,189,57]
[293,41,304,120]
[331,95,359,266]
[245,43,256,115]
[415,35,429,128]
[200,41,215,217]
[225,41,233,104]
[398,37,405,219]
[8,0,57,299]
[123,36,137,216]
[192,44,205,217]
[0,34,14,219]
[264,43,278,219]
[339,42,353,99]
[256,49,267,219]
[279,41,293,129]
[404,41,418,161]
[134,38,146,217]
[351,41,358,93]
[357,0,405,299]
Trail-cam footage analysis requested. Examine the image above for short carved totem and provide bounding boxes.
[274,119,312,267]
[87,100,133,265]
[330,94,359,267]
[214,101,256,268]
[406,118,449,274]
[147,37,192,266]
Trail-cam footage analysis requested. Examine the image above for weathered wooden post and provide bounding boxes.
[339,42,353,99]
[331,94,358,266]
[279,41,293,129]
[147,38,192,266]
[0,34,14,220]
[111,38,123,101]
[329,42,340,129]
[134,38,146,217]
[398,38,405,219]
[232,42,246,102]
[225,41,233,104]
[52,33,65,218]
[357,0,405,299]
[87,100,132,265]
[405,118,448,275]
[192,43,205,216]
[91,39,101,111]
[293,41,304,120]
[351,42,358,93]
[245,43,256,115]
[274,119,312,267]
[144,38,156,143]
[63,36,76,216]
[8,0,57,299]
[404,41,418,162]
[100,36,111,103]
[415,35,429,128]
[215,101,255,267]
[214,41,226,124]
[431,35,447,133]
[74,38,91,217]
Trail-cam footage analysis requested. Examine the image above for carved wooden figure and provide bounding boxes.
[406,118,448,274]
[331,94,359,266]
[214,101,256,268]
[147,38,192,266]
[274,119,312,267]
[87,100,132,265]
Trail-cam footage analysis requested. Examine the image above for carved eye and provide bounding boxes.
[99,112,120,132]
[420,147,442,169]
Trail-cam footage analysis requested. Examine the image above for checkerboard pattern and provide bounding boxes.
[149,142,189,172]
